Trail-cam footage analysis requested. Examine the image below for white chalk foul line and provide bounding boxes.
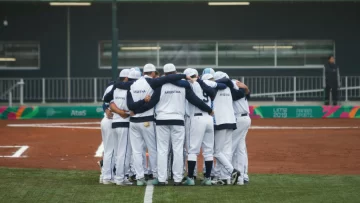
[144,181,154,203]
[250,126,360,130]
[0,145,29,158]
[94,142,104,157]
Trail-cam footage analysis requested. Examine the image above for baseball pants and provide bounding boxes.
[156,125,185,183]
[100,117,116,181]
[213,129,234,180]
[114,127,131,183]
[188,114,214,162]
[232,116,251,182]
[129,121,157,180]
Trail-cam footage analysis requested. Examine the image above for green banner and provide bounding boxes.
[1,105,359,119]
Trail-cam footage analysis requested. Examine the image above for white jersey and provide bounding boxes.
[213,87,236,126]
[111,88,130,123]
[186,81,211,116]
[102,84,113,118]
[155,83,186,121]
[130,76,154,118]
[232,80,250,115]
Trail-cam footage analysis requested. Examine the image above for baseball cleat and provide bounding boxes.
[151,178,159,185]
[129,175,136,182]
[231,169,240,185]
[244,180,249,185]
[173,182,183,186]
[136,178,147,186]
[103,179,115,185]
[116,179,133,186]
[158,182,166,186]
[201,177,212,186]
[237,177,244,186]
[183,177,195,186]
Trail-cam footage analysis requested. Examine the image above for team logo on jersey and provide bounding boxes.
[219,93,230,97]
[133,90,146,93]
[115,96,125,100]
[165,90,181,94]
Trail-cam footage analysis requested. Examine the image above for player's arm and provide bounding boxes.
[171,80,191,88]
[127,90,144,111]
[197,78,216,98]
[231,88,245,101]
[246,92,251,100]
[185,88,213,115]
[133,87,161,114]
[109,102,129,119]
[148,74,188,89]
[216,78,234,89]
[113,81,134,90]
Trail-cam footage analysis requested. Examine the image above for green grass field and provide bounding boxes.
[1,167,359,203]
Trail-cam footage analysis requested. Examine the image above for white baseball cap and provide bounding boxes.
[183,68,192,76]
[214,71,229,80]
[143,63,156,72]
[163,63,176,73]
[202,73,214,80]
[119,69,130,78]
[202,68,215,76]
[130,67,141,73]
[185,69,198,77]
[128,69,141,79]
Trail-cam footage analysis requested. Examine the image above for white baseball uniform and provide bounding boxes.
[231,81,251,183]
[205,81,237,180]
[186,81,214,162]
[101,84,116,182]
[111,88,132,184]
[155,81,213,183]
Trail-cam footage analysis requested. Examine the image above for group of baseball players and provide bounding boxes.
[98,63,251,186]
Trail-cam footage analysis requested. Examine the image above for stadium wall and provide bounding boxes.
[1,105,359,119]
[0,2,359,78]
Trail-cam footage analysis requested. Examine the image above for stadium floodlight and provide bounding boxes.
[120,47,161,51]
[49,2,92,6]
[208,2,250,6]
[0,57,16,62]
[253,46,293,49]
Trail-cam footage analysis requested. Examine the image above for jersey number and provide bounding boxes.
[202,91,209,102]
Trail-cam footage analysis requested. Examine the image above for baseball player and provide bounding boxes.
[108,69,142,186]
[100,80,117,184]
[182,68,227,186]
[129,64,213,185]
[203,71,242,185]
[126,63,192,186]
[231,80,251,185]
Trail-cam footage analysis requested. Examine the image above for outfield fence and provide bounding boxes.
[1,76,360,105]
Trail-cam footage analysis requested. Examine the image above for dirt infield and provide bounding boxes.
[0,118,359,175]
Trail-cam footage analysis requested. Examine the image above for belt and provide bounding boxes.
[241,113,248,117]
[236,113,248,117]
[194,113,203,116]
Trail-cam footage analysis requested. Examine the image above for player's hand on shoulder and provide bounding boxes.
[209,111,214,116]
[144,95,151,103]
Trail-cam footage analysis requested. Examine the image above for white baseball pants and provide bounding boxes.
[188,114,214,162]
[156,125,185,183]
[114,127,131,183]
[232,116,251,181]
[213,129,234,180]
[100,117,115,181]
[129,121,157,180]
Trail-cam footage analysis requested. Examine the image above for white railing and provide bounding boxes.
[1,76,360,104]
[0,79,25,106]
